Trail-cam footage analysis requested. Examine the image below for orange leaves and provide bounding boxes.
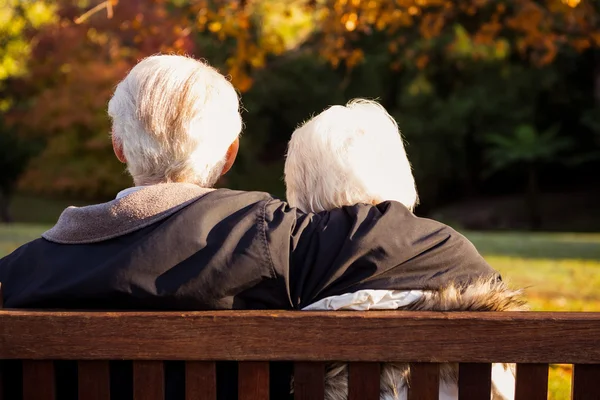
[415,54,429,69]
[39,0,600,94]
[419,12,446,39]
[561,0,581,8]
[6,0,197,197]
[342,12,358,31]
[502,0,599,66]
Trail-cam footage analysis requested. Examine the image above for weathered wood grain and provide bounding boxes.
[572,364,600,400]
[459,363,491,400]
[238,362,269,400]
[1,311,599,363]
[294,362,325,400]
[133,361,164,400]
[185,361,216,400]
[408,363,439,400]
[348,362,380,400]
[22,360,55,400]
[515,363,548,400]
[78,361,110,400]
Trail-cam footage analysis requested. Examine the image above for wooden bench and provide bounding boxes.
[1,309,600,400]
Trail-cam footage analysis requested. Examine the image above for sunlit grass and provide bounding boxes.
[484,256,600,311]
[0,223,50,257]
[464,232,600,399]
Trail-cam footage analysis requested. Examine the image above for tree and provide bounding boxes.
[6,0,194,199]
[484,124,575,229]
[3,0,599,223]
[0,0,57,221]
[185,0,600,89]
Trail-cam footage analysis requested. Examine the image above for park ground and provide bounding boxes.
[1,220,599,400]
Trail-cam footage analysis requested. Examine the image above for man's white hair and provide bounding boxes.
[284,99,418,213]
[108,54,242,187]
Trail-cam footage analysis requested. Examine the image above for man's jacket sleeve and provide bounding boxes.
[262,199,500,309]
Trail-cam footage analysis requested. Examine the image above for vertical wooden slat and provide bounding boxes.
[22,360,55,400]
[186,361,216,400]
[458,363,491,400]
[409,363,440,400]
[515,363,548,400]
[133,361,164,400]
[0,284,3,400]
[294,362,325,400]
[572,364,600,400]
[78,361,110,400]
[0,362,3,400]
[349,362,380,400]
[239,361,269,400]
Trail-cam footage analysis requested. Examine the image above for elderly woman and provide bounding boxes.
[284,99,526,400]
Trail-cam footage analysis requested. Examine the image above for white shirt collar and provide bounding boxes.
[115,186,146,199]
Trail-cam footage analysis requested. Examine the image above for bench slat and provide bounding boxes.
[238,361,269,400]
[294,362,325,400]
[186,361,216,400]
[2,311,600,363]
[133,361,164,400]
[0,285,3,400]
[458,363,491,400]
[78,361,110,400]
[0,361,4,400]
[515,363,547,400]
[349,362,380,400]
[572,364,600,400]
[22,360,55,400]
[409,363,439,400]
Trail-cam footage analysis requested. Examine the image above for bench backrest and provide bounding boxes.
[1,309,600,400]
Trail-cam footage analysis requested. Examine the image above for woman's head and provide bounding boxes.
[285,99,418,213]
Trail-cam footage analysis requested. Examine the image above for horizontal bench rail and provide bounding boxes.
[1,311,599,363]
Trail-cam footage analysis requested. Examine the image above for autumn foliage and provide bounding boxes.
[1,0,599,217]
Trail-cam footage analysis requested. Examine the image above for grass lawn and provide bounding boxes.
[466,231,600,400]
[1,224,598,399]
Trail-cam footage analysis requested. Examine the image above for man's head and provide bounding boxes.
[284,99,418,213]
[108,55,242,187]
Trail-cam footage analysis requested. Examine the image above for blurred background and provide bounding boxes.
[0,1,598,397]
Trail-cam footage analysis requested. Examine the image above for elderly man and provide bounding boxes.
[1,55,500,399]
[285,99,525,400]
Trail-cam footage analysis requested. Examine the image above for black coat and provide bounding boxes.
[0,187,498,310]
[0,185,499,400]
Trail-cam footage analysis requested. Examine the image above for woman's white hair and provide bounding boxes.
[108,54,242,187]
[285,99,418,213]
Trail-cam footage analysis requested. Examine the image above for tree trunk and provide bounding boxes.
[594,49,600,105]
[525,164,541,230]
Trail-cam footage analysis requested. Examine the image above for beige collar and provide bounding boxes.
[43,183,214,244]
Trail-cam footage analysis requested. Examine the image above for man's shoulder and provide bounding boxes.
[200,188,276,203]
[184,188,283,215]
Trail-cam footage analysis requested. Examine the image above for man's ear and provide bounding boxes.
[112,134,127,164]
[221,137,239,176]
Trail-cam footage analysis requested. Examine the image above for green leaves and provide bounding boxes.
[0,1,57,81]
[484,124,575,174]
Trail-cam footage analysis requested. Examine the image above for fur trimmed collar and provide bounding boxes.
[42,183,214,244]
[314,278,528,400]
